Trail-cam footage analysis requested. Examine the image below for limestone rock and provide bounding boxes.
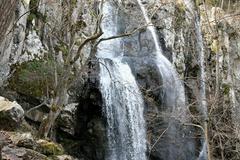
[0,97,24,130]
[2,146,47,160]
[11,132,37,150]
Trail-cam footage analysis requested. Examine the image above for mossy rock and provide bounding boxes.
[222,82,231,95]
[9,59,63,98]
[197,0,218,6]
[37,139,64,156]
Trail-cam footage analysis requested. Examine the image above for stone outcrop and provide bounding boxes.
[0,0,17,44]
[0,97,24,130]
[0,131,75,160]
[2,146,47,160]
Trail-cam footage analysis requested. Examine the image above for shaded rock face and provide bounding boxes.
[74,79,105,159]
[0,0,31,87]
[56,61,106,160]
[0,0,17,44]
[57,103,78,136]
[0,97,24,130]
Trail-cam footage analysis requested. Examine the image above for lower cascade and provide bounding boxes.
[99,58,147,160]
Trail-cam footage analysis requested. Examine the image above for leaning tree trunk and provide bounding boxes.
[39,84,68,138]
[38,100,62,138]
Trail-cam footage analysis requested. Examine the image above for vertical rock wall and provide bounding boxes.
[0,0,17,44]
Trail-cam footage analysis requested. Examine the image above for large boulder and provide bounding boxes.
[0,96,24,130]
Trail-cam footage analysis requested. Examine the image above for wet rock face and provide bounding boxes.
[74,82,106,159]
[0,97,24,131]
[60,88,105,160]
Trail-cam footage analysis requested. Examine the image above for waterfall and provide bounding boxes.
[136,1,197,159]
[195,17,208,160]
[184,0,208,159]
[136,0,185,111]
[97,1,147,160]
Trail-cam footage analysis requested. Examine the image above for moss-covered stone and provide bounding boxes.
[222,83,231,95]
[197,0,218,6]
[9,59,61,98]
[206,0,218,6]
[37,139,64,156]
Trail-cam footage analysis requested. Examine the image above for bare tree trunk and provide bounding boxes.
[39,86,68,138]
[38,101,62,138]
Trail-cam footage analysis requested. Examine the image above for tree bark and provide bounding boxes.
[39,86,68,138]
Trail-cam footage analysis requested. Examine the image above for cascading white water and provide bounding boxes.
[136,1,198,160]
[97,1,147,160]
[100,59,147,160]
[195,18,208,160]
[136,0,186,118]
[184,1,208,159]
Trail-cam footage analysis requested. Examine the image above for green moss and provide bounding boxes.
[175,2,186,29]
[37,140,64,156]
[196,0,219,6]
[51,104,59,112]
[222,83,231,95]
[206,0,219,6]
[71,0,77,6]
[27,0,47,28]
[27,13,37,22]
[9,59,62,98]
